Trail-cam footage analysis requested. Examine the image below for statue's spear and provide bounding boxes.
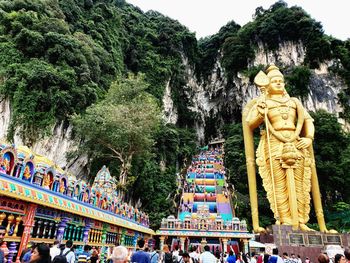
[254,71,280,224]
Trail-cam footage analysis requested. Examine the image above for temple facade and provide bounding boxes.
[0,143,154,263]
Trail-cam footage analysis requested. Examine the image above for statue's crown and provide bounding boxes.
[266,64,283,79]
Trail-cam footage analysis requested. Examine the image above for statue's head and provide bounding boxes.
[266,64,286,95]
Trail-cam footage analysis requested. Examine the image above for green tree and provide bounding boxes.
[73,75,160,193]
[285,65,311,101]
[312,110,350,206]
[326,202,350,232]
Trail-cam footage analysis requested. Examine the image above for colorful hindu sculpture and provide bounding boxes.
[243,64,334,233]
[59,179,65,194]
[23,166,31,180]
[42,173,51,189]
[2,157,10,173]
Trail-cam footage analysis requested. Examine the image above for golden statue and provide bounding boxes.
[243,64,332,233]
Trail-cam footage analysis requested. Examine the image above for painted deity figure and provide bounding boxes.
[23,166,31,179]
[2,158,10,174]
[243,64,332,233]
[74,186,79,199]
[59,179,65,193]
[0,158,4,173]
[42,174,51,189]
[82,191,89,202]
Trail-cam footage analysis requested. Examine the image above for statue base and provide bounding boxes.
[255,225,350,263]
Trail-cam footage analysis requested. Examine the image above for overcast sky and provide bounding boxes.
[126,0,349,40]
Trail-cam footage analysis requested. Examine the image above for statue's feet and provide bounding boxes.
[319,226,338,233]
[299,224,315,232]
[327,229,338,234]
[254,226,266,233]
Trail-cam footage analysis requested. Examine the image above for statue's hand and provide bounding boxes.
[296,137,312,149]
[257,101,267,115]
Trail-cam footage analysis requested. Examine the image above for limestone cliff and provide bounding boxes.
[161,41,347,141]
[0,98,88,178]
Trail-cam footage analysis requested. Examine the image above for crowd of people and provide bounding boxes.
[243,248,349,263]
[0,226,349,263]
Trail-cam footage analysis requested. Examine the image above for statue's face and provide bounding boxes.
[269,76,285,94]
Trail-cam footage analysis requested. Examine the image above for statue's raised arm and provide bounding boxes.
[242,64,333,233]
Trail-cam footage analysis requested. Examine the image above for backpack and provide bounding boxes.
[164,253,173,263]
[191,258,199,263]
[53,249,71,263]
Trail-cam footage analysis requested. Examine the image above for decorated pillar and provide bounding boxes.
[179,237,186,251]
[15,204,37,263]
[83,223,92,243]
[133,232,139,249]
[159,236,165,251]
[13,215,22,237]
[56,217,70,242]
[221,238,228,253]
[242,239,249,253]
[8,242,17,263]
[5,214,14,237]
[100,224,108,263]
[0,213,6,225]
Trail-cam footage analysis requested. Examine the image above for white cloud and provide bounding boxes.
[126,0,350,40]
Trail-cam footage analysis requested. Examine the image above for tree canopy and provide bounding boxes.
[73,75,160,191]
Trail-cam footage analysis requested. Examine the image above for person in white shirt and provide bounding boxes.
[189,246,199,263]
[200,246,217,263]
[173,246,180,262]
[250,253,257,263]
[62,240,75,263]
[50,240,61,261]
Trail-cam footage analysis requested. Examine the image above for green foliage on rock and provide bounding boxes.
[285,65,311,100]
[1,0,350,229]
[0,0,198,143]
[0,0,117,144]
[326,202,350,232]
[312,110,350,206]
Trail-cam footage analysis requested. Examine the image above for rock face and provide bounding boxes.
[0,99,88,178]
[176,41,347,141]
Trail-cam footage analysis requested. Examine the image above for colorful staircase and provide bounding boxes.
[157,140,253,253]
[179,147,234,222]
